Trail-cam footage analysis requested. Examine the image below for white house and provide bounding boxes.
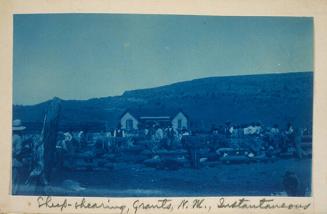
[120,112,139,130]
[171,112,189,130]
[119,108,189,131]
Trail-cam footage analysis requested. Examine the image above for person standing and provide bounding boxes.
[283,171,300,196]
[154,126,164,141]
[55,132,67,169]
[294,128,305,159]
[12,120,26,194]
[77,131,85,150]
[164,125,176,150]
[113,125,125,152]
[283,123,295,151]
[180,127,190,148]
[182,134,201,169]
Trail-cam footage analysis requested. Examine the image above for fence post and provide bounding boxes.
[41,97,61,182]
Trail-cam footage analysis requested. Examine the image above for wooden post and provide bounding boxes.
[40,97,61,182]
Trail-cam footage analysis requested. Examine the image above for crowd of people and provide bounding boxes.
[12,119,311,194]
[207,122,311,158]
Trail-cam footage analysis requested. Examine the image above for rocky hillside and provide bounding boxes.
[13,72,313,132]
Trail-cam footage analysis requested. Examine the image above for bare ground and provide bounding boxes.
[17,158,311,197]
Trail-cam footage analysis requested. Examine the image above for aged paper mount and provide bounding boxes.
[1,0,327,213]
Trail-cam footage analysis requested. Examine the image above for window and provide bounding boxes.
[126,119,134,130]
[178,119,182,129]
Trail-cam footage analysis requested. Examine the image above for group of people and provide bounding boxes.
[208,122,310,159]
[139,125,191,151]
[12,120,49,194]
[51,124,190,160]
[14,121,310,169]
[12,119,310,194]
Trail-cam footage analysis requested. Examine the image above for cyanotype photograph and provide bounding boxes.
[12,14,313,197]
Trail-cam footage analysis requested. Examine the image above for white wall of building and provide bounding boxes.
[171,112,188,130]
[120,112,138,130]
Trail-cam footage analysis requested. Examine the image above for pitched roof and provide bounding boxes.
[120,107,188,120]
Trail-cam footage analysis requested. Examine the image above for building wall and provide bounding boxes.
[172,112,188,130]
[120,112,139,130]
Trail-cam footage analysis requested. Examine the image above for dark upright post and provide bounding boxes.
[41,97,61,182]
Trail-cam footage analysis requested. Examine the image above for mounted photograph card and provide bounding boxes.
[0,0,327,214]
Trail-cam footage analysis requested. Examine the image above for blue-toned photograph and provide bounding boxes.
[12,14,313,197]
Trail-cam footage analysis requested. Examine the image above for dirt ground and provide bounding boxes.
[18,158,311,197]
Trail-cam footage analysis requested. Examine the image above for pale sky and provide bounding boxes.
[13,14,313,105]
